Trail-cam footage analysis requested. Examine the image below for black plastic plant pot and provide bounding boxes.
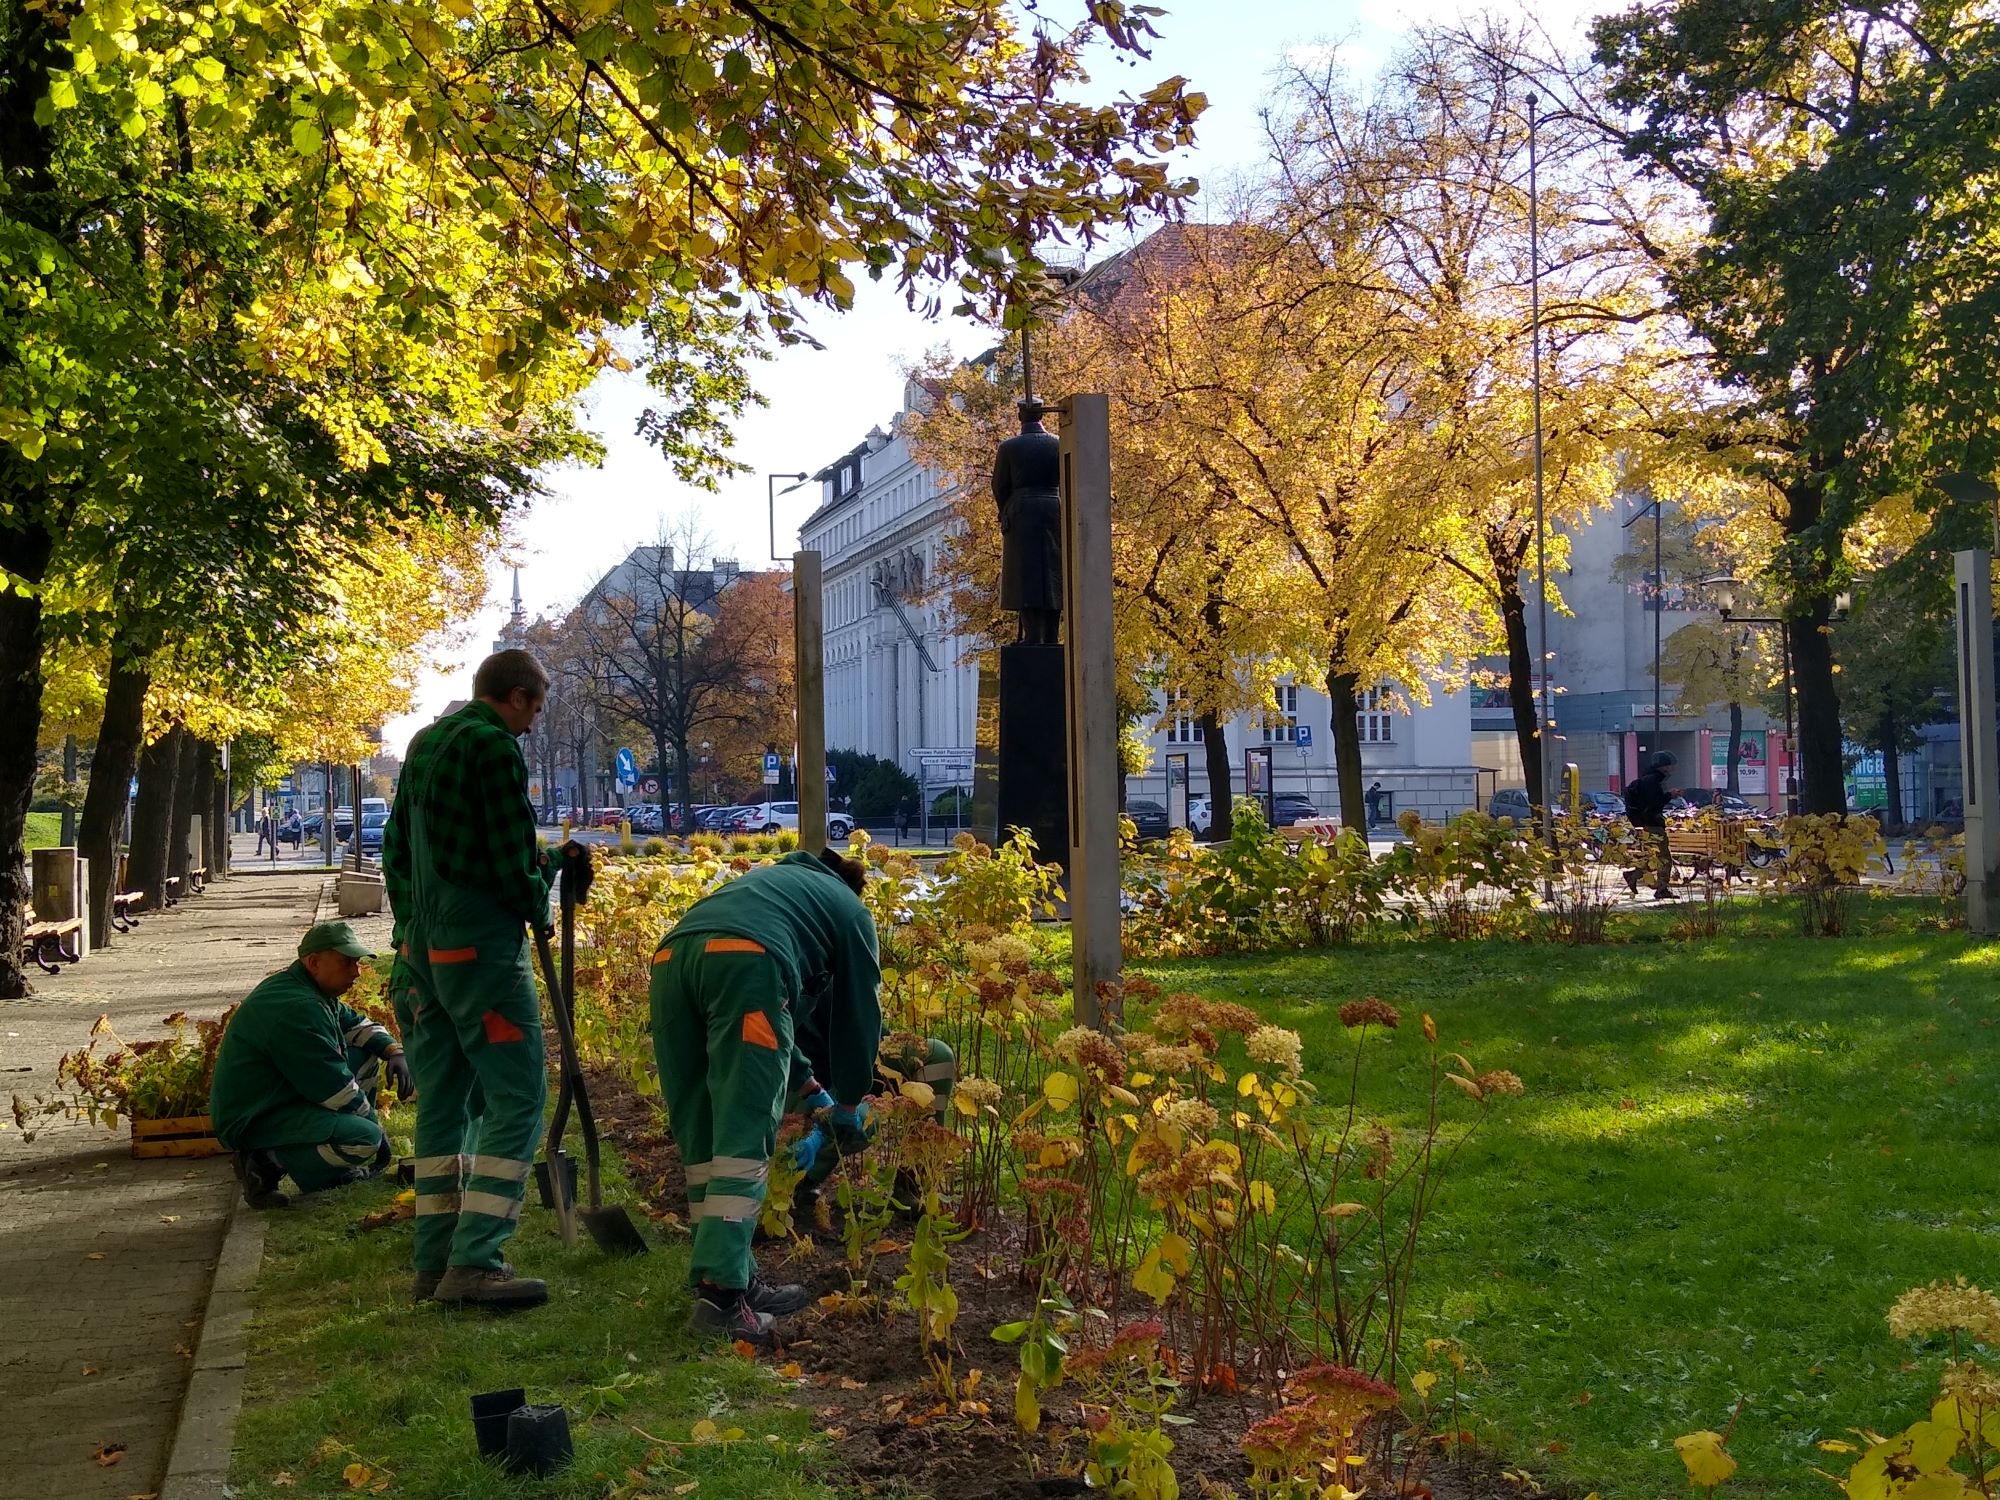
[395,1158,415,1187]
[505,1404,573,1477]
[469,1388,525,1458]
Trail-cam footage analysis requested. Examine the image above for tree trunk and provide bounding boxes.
[210,743,231,876]
[190,742,216,873]
[130,728,182,910]
[1725,701,1743,796]
[1880,709,1904,827]
[0,543,51,998]
[78,658,149,948]
[1496,571,1543,811]
[1324,666,1367,832]
[167,727,199,886]
[672,733,692,832]
[1198,711,1230,840]
[1790,605,1846,813]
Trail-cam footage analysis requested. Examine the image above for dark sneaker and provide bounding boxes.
[434,1265,549,1311]
[745,1275,810,1317]
[688,1290,775,1347]
[234,1151,290,1210]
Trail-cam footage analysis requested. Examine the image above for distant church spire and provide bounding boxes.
[493,567,528,653]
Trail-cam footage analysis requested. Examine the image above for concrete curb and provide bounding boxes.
[159,1191,267,1500]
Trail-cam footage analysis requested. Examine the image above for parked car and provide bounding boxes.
[739,800,856,841]
[339,809,390,859]
[1487,787,1534,822]
[1189,796,1213,837]
[626,804,664,835]
[299,809,354,841]
[1125,798,1171,841]
[1582,790,1627,818]
[1272,793,1322,825]
[1675,788,1756,817]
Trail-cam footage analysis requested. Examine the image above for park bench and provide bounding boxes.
[1666,818,1750,883]
[22,906,83,974]
[185,864,207,895]
[110,890,145,932]
[1281,817,1343,848]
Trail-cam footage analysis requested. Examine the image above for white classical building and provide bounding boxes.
[800,389,981,779]
[801,377,1487,824]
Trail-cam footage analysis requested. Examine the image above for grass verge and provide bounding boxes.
[228,1109,835,1500]
[1143,905,1999,1498]
[25,810,59,851]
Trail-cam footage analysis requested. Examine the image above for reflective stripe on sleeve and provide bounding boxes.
[684,1161,712,1186]
[345,1021,391,1046]
[321,1080,361,1110]
[921,1061,957,1082]
[467,1155,531,1183]
[459,1190,524,1222]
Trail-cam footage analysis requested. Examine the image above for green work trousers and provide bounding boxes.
[257,1103,389,1192]
[650,938,794,1291]
[397,936,547,1274]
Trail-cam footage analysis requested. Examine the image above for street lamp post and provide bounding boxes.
[1700,575,1845,817]
[1527,92,1555,835]
[1623,495,1668,760]
[768,472,812,563]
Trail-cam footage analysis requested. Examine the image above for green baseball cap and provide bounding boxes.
[298,921,371,960]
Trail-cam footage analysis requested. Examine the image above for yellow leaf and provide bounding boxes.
[1014,1371,1041,1434]
[1423,1014,1438,1043]
[341,1462,372,1489]
[1817,1440,1858,1453]
[1237,1071,1259,1096]
[674,1484,699,1495]
[1412,1369,1438,1397]
[1673,1430,1736,1489]
[1043,1073,1079,1113]
[1132,1246,1178,1305]
[1327,1201,1370,1218]
[1159,1231,1193,1275]
[1446,1074,1485,1102]
[691,1418,718,1443]
[1248,1180,1277,1214]
[952,1090,979,1118]
[899,1080,935,1110]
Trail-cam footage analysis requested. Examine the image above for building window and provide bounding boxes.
[1356,685,1395,744]
[1261,684,1299,743]
[1163,690,1199,745]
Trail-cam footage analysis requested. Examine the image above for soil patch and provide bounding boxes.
[586,1066,1563,1500]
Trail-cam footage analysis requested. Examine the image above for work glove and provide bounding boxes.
[787,1124,829,1175]
[828,1101,873,1154]
[797,1086,835,1115]
[384,1052,416,1100]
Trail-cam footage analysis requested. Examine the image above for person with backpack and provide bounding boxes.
[1623,750,1677,900]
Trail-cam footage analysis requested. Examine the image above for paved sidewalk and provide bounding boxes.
[0,870,323,1500]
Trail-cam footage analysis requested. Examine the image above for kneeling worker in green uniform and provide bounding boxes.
[211,922,410,1209]
[651,848,882,1345]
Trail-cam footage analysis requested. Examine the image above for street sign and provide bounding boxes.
[826,764,837,784]
[1296,725,1313,749]
[614,747,638,789]
[639,776,661,799]
[763,751,781,785]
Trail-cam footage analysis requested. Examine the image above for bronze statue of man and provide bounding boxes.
[992,400,1063,644]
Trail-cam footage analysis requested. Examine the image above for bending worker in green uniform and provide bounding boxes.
[651,848,883,1345]
[211,921,409,1210]
[383,649,555,1311]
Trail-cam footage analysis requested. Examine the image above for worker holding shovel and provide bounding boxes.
[383,649,557,1312]
[650,848,882,1346]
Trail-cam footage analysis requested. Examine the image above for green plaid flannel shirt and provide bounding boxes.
[383,701,549,939]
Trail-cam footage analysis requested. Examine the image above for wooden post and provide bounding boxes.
[1955,551,2000,933]
[1058,394,1120,1028]
[794,550,829,850]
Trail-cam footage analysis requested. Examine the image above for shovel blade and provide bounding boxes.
[580,1205,650,1257]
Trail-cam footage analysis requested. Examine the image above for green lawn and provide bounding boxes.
[25,811,59,850]
[229,1116,834,1500]
[1143,907,2000,1498]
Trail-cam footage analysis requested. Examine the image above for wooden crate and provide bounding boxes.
[131,1114,227,1160]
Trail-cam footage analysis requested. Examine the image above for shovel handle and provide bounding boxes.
[532,925,582,1242]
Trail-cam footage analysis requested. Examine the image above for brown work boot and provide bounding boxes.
[233,1150,291,1211]
[434,1264,548,1311]
[410,1267,445,1303]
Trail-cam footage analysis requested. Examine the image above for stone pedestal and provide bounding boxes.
[996,642,1069,869]
[336,869,385,917]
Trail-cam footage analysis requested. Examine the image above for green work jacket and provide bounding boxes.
[209,962,393,1147]
[660,851,883,1105]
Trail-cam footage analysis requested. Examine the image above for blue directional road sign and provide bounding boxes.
[614,747,639,789]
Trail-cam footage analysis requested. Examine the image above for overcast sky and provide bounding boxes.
[384,0,1609,757]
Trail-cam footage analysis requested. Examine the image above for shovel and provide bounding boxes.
[533,843,650,1257]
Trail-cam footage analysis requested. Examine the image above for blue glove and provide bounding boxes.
[799,1087,835,1115]
[788,1125,829,1174]
[829,1101,873,1153]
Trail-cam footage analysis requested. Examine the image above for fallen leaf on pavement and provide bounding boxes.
[86,1252,106,1261]
[81,1366,100,1377]
[174,1344,193,1357]
[159,1215,180,1224]
[93,1442,126,1467]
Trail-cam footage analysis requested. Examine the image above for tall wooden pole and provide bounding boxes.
[1955,550,1999,932]
[794,550,828,849]
[1059,394,1120,1028]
